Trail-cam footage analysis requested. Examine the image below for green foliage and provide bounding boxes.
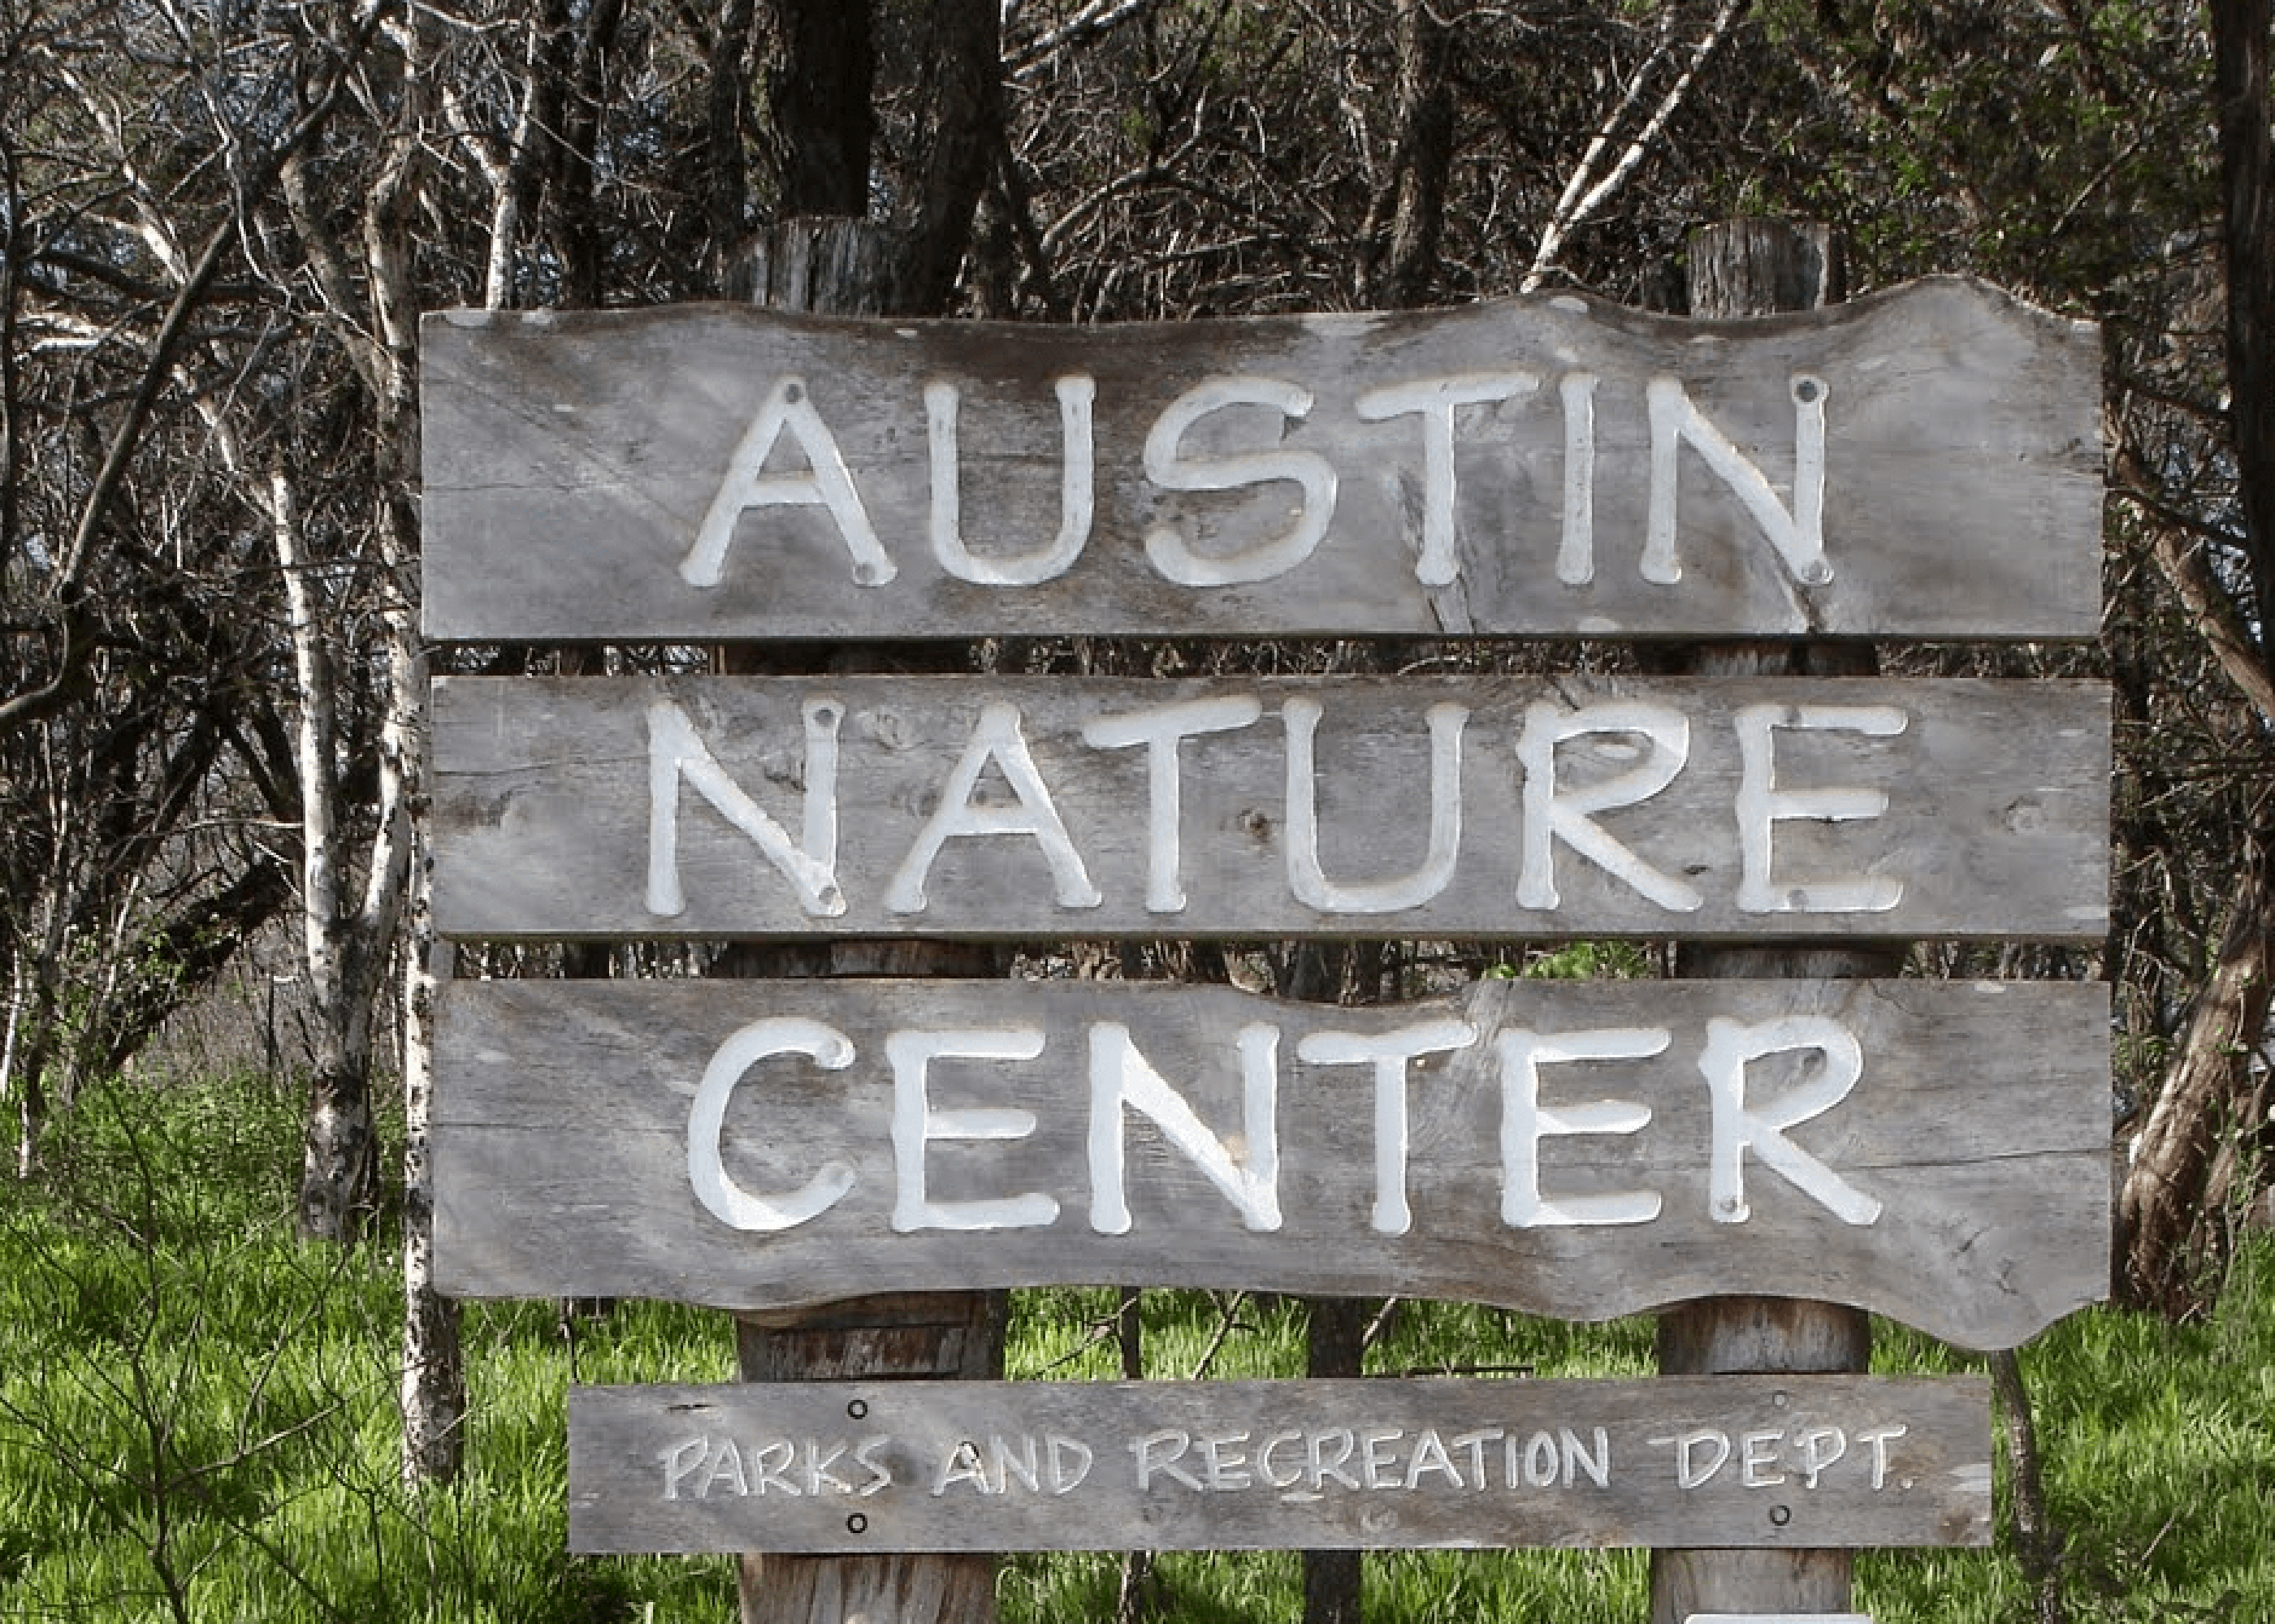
[3,1078,2271,1621]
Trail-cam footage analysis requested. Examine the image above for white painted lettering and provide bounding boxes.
[1659,1427,1734,1490]
[1200,1432,1254,1491]
[992,1434,1040,1494]
[1797,1426,1847,1489]
[1354,371,1541,585]
[752,1439,799,1496]
[1144,377,1338,585]
[1308,1428,1361,1490]
[1858,1423,1907,1490]
[1088,1021,1282,1235]
[1558,372,1598,584]
[885,702,1102,914]
[646,697,845,919]
[1643,373,1831,587]
[804,1438,854,1496]
[686,377,894,588]
[1565,1426,1611,1488]
[1081,693,1264,913]
[662,1436,709,1501]
[1516,699,1704,913]
[1733,702,1908,914]
[1284,697,1468,913]
[1701,1014,1882,1225]
[1361,1427,1403,1489]
[1048,1435,1095,1493]
[1404,1427,1463,1489]
[1259,1432,1305,1489]
[701,1438,751,1497]
[933,1439,992,1497]
[1523,1431,1561,1488]
[1296,1018,1476,1235]
[688,1017,857,1232]
[927,376,1096,585]
[854,1437,894,1496]
[887,1027,1058,1233]
[1496,1026,1666,1228]
[1133,1430,1205,1492]
[1451,1428,1506,1488]
[1741,1428,1788,1488]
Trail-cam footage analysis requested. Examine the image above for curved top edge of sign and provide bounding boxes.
[422,273,2099,348]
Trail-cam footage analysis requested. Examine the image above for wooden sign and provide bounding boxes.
[435,976,2109,1350]
[430,673,2108,944]
[420,279,2100,644]
[567,1375,1991,1554]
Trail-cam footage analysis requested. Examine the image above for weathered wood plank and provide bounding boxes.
[434,976,2109,1348]
[419,279,2100,644]
[430,673,2108,944]
[566,1375,1992,1554]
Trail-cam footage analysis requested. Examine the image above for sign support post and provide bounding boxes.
[1649,219,1893,1624]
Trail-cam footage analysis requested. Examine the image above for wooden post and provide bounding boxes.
[727,214,1001,1624]
[1647,219,1899,1624]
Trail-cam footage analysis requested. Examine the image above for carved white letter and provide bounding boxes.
[927,375,1096,585]
[1516,700,1702,914]
[1144,378,1338,585]
[1699,1013,1881,1225]
[1088,1021,1281,1234]
[1081,694,1264,912]
[688,1017,858,1231]
[1285,696,1468,914]
[1355,371,1539,585]
[686,378,894,588]
[887,702,1103,914]
[647,697,845,918]
[1637,370,1829,586]
[1643,374,1830,586]
[1558,372,1598,585]
[1733,702,1907,914]
[1296,1020,1477,1234]
[888,1028,1059,1233]
[1496,1027,1666,1227]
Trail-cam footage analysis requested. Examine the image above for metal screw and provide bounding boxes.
[1769,1505,1792,1527]
[848,1399,868,1420]
[847,1514,868,1535]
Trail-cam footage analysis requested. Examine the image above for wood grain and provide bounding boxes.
[420,279,2100,643]
[433,975,2109,1349]
[429,672,2108,943]
[566,1374,1991,1554]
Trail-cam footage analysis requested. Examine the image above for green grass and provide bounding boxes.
[1,1070,2269,1622]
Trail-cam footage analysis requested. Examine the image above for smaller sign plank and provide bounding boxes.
[435,976,2109,1348]
[568,1375,1990,1554]
[420,279,2100,643]
[430,673,2109,944]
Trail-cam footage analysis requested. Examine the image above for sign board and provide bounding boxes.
[567,1376,1990,1555]
[435,975,2109,1349]
[417,273,2109,1574]
[420,279,2100,644]
[430,673,2109,944]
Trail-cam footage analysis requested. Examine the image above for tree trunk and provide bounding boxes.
[2119,857,2275,1308]
[1302,1295,1369,1624]
[727,214,1000,1624]
[1371,0,1452,309]
[1646,218,1884,1624]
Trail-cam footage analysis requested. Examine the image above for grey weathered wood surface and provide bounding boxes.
[430,672,2108,943]
[434,975,2109,1348]
[419,279,2100,643]
[1650,217,1885,1624]
[566,1374,1991,1554]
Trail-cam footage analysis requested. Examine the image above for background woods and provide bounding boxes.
[2,0,2273,1616]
